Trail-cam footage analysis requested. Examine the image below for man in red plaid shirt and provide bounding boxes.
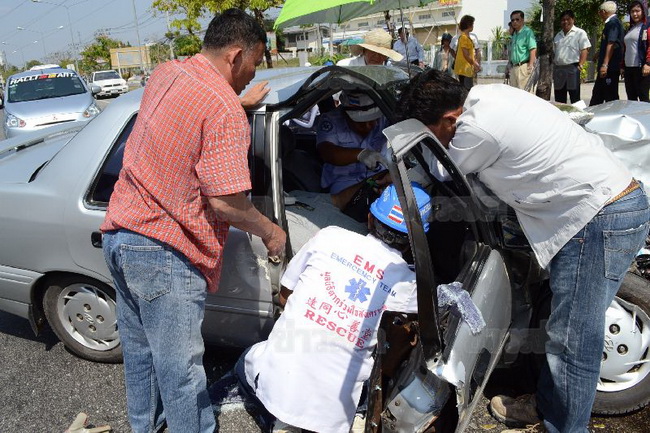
[101,9,285,433]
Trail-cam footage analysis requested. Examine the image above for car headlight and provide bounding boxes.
[5,113,26,128]
[83,102,101,118]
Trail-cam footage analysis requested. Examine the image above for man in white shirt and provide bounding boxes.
[393,27,425,67]
[553,9,591,103]
[234,184,431,433]
[399,69,650,433]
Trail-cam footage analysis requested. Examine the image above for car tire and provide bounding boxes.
[593,272,650,415]
[43,275,122,363]
[527,272,650,415]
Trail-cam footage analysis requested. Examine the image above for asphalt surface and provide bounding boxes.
[1,307,649,433]
[1,85,649,433]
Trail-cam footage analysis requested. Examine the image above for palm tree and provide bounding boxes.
[490,26,510,61]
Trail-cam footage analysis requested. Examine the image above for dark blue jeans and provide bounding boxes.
[103,229,215,433]
[233,349,276,433]
[536,187,650,433]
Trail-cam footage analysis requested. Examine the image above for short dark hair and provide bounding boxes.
[398,27,408,35]
[459,15,475,31]
[398,69,468,125]
[559,10,575,20]
[203,8,267,53]
[510,10,524,20]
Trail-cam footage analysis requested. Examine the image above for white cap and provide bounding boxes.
[339,91,382,122]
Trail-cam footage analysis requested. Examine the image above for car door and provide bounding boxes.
[375,119,513,432]
[64,108,278,348]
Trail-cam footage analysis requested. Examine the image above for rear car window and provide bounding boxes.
[7,72,86,103]
[94,71,121,81]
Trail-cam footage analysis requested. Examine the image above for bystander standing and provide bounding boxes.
[590,1,625,105]
[508,10,537,91]
[622,1,650,102]
[553,10,591,103]
[101,9,286,433]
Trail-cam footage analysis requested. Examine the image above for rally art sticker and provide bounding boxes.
[9,72,75,86]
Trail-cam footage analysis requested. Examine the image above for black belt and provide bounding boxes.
[513,60,530,67]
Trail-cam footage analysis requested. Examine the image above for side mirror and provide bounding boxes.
[90,84,102,95]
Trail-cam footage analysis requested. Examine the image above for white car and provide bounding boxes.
[91,70,128,98]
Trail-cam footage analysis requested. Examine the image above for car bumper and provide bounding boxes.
[98,87,128,97]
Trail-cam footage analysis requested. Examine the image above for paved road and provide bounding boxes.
[1,307,648,433]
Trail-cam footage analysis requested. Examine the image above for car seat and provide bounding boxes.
[280,125,323,193]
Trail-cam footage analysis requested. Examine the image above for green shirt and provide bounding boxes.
[510,25,537,64]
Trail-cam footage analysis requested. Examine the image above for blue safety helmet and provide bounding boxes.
[370,183,431,233]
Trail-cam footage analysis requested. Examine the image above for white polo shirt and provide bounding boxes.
[553,25,591,66]
[244,226,417,433]
[448,84,631,268]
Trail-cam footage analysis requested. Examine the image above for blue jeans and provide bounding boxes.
[103,230,216,433]
[233,349,276,433]
[536,187,650,433]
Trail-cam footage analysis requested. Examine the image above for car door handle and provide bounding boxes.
[91,231,103,248]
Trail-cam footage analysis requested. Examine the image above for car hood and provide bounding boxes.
[585,100,650,187]
[0,123,83,183]
[6,93,93,119]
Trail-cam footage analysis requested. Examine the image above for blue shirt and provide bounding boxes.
[317,109,388,194]
[393,36,424,63]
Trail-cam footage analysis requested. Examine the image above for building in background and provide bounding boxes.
[278,0,536,74]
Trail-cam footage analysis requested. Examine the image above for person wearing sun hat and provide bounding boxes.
[337,28,403,66]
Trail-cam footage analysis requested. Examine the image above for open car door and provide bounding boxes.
[366,119,513,433]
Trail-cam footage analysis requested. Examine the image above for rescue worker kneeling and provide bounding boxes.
[233,183,431,433]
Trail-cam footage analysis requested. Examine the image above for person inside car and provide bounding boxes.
[232,183,430,433]
[317,90,392,215]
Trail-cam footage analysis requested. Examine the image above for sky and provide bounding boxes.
[0,0,210,68]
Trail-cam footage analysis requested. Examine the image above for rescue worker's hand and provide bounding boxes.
[263,223,286,258]
[357,149,389,170]
[240,81,270,110]
[65,413,111,433]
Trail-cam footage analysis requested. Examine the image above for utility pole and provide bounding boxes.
[166,11,174,60]
[131,0,146,73]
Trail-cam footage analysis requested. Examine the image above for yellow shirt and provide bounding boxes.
[454,33,475,78]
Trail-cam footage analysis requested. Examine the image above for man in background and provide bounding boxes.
[508,9,537,91]
[553,10,591,103]
[393,27,425,67]
[337,28,403,66]
[590,1,625,105]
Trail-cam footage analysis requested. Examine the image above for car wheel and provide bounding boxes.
[43,275,122,363]
[593,272,650,414]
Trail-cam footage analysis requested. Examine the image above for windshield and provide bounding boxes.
[7,72,86,103]
[94,71,121,80]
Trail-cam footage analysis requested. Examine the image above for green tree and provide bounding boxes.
[80,35,129,74]
[490,26,511,61]
[25,60,43,69]
[152,0,284,68]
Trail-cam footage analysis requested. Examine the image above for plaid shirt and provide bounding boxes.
[101,54,251,292]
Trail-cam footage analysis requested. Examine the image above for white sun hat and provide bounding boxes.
[356,29,404,62]
[339,91,383,122]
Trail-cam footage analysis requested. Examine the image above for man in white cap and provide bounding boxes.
[316,90,392,211]
[337,28,403,66]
